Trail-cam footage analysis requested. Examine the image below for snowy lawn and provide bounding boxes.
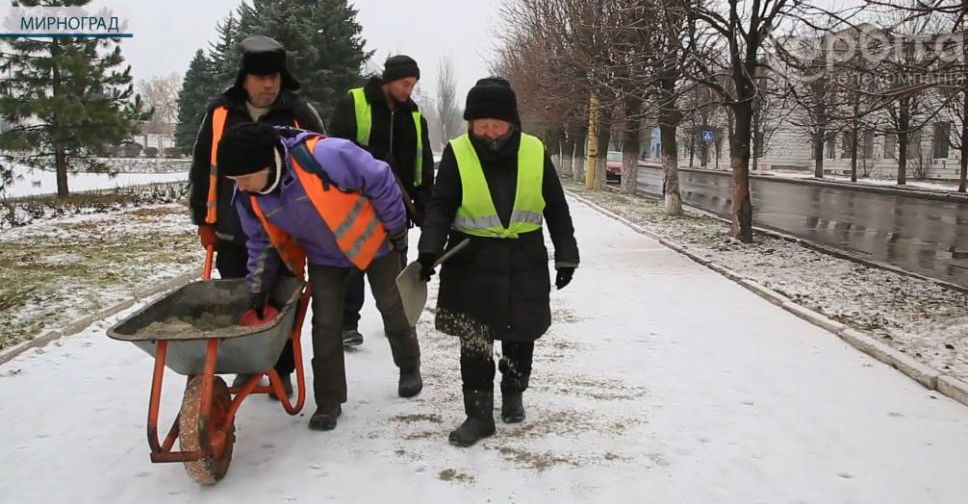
[0,202,197,350]
[564,180,968,382]
[1,197,967,503]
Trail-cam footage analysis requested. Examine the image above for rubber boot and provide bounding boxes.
[501,391,525,423]
[398,366,423,398]
[448,389,496,447]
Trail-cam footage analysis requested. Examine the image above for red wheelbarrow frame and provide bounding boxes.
[145,245,311,465]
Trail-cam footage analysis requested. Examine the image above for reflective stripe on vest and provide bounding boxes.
[206,107,301,225]
[249,197,307,278]
[205,106,229,224]
[250,135,389,271]
[451,133,546,239]
[349,87,424,187]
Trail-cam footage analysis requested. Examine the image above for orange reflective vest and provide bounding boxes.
[248,135,389,275]
[205,106,301,224]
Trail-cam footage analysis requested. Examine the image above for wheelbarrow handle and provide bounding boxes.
[203,244,215,280]
[434,239,470,267]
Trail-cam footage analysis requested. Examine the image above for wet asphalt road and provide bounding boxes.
[635,165,968,288]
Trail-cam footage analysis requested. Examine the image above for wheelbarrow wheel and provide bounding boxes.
[178,376,235,485]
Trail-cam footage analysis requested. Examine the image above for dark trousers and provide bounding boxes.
[459,335,534,393]
[310,251,419,406]
[216,240,295,376]
[342,247,409,330]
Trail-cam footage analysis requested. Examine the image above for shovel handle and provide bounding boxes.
[434,239,470,267]
[202,244,215,280]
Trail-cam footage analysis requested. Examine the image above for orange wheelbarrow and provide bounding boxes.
[107,246,311,484]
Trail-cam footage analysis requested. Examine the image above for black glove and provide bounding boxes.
[249,292,267,319]
[555,267,575,290]
[389,229,408,251]
[417,252,439,282]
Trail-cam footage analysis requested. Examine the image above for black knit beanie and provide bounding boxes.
[463,76,520,125]
[382,55,420,83]
[217,122,280,177]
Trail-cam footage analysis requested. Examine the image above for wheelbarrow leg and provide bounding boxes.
[147,340,181,454]
[271,288,311,415]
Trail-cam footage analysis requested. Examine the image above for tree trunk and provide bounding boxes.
[960,94,967,193]
[731,100,754,243]
[55,143,69,198]
[850,124,858,183]
[814,128,825,178]
[51,40,69,198]
[585,94,600,190]
[621,98,641,195]
[573,135,585,182]
[595,107,612,191]
[897,98,910,185]
[661,123,682,215]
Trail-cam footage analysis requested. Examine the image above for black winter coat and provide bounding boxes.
[188,88,325,243]
[329,77,434,224]
[417,131,579,342]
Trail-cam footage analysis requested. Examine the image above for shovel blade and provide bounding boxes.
[395,261,428,327]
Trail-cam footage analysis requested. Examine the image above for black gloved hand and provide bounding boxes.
[555,267,575,290]
[389,229,408,251]
[249,292,267,319]
[417,252,439,282]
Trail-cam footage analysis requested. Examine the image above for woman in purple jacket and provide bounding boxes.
[216,122,422,431]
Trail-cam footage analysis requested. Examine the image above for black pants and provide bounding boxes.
[310,251,419,406]
[216,240,295,376]
[343,247,409,330]
[459,335,534,393]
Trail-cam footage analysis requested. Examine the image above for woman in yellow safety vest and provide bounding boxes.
[417,77,580,447]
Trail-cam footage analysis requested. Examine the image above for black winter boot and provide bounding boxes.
[398,366,423,398]
[501,391,525,423]
[308,403,342,431]
[448,389,496,447]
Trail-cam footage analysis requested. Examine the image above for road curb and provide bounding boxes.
[0,270,196,367]
[566,187,968,409]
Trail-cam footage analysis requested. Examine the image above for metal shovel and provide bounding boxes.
[396,239,470,326]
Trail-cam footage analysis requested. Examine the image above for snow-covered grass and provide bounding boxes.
[0,203,198,350]
[564,180,968,382]
[2,159,189,198]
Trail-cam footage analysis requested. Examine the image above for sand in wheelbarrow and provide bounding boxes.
[140,313,252,338]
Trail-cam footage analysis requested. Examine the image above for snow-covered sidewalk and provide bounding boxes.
[1,197,967,503]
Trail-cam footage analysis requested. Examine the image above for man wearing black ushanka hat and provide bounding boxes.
[416,77,580,447]
[188,35,325,398]
[329,55,434,349]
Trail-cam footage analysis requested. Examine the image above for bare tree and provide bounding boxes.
[435,56,463,146]
[684,0,808,242]
[137,73,181,151]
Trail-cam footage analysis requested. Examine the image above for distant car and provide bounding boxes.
[605,151,622,182]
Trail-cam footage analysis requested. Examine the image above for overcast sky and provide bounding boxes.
[0,0,505,106]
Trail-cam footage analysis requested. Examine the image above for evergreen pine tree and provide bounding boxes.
[173,50,218,154]
[234,0,372,119]
[0,0,150,197]
[208,13,239,93]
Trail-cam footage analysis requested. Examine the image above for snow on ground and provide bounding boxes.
[1,198,968,503]
[567,181,968,383]
[2,161,189,198]
[0,203,197,349]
